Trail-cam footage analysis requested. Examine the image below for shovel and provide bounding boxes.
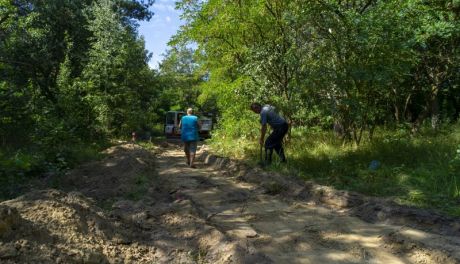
[258,144,266,167]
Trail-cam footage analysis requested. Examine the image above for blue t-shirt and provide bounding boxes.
[260,105,286,128]
[181,115,199,142]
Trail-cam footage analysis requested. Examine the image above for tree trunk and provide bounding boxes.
[412,85,439,133]
[403,94,412,122]
[394,104,400,124]
[431,88,440,130]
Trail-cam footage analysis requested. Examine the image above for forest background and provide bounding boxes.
[1,0,459,215]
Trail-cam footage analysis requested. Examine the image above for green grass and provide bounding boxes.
[209,124,460,216]
[125,173,151,201]
[137,141,157,151]
[98,198,117,212]
[0,141,109,200]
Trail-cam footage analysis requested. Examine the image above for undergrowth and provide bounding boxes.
[125,173,151,201]
[0,140,109,200]
[209,123,460,216]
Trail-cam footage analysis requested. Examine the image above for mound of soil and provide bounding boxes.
[2,143,459,263]
[62,144,161,202]
[200,152,460,237]
[0,144,263,263]
[198,150,460,263]
[0,189,157,263]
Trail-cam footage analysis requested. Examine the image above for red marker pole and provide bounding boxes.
[131,132,136,144]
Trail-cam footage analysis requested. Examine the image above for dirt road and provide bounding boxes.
[158,144,460,264]
[1,143,459,263]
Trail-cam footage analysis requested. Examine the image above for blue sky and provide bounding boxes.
[138,0,184,69]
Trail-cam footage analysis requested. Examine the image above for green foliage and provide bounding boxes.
[0,141,106,199]
[1,0,158,145]
[0,0,158,198]
[174,0,460,145]
[0,151,35,199]
[181,0,457,216]
[156,46,204,113]
[125,173,151,201]
[211,124,460,216]
[449,144,460,198]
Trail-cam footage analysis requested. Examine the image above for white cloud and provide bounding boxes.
[154,3,177,13]
[165,16,171,22]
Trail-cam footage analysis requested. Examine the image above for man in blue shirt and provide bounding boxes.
[250,103,288,164]
[179,108,201,168]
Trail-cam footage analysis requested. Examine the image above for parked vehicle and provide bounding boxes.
[198,116,213,139]
[164,111,213,139]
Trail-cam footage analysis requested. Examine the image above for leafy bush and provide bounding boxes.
[449,144,460,198]
[0,140,107,200]
[0,150,42,199]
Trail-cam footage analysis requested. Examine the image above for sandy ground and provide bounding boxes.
[0,142,459,263]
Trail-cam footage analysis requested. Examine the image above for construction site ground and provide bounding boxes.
[1,142,459,264]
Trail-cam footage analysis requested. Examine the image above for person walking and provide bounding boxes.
[179,108,201,168]
[250,103,288,164]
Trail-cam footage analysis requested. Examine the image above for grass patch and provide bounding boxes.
[0,141,109,200]
[125,173,151,201]
[137,141,157,151]
[263,181,286,195]
[191,248,208,263]
[98,198,117,212]
[209,124,460,216]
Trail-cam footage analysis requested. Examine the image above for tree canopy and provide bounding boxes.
[1,0,158,150]
[172,0,460,144]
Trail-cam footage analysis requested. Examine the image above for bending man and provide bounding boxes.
[250,103,288,164]
[179,108,201,168]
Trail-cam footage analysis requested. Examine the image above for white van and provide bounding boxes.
[164,111,212,139]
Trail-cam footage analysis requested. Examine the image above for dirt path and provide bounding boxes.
[158,144,460,264]
[1,143,459,263]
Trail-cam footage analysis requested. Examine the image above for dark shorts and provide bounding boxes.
[265,122,288,150]
[184,141,198,153]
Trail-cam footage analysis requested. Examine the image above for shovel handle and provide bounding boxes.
[259,144,263,161]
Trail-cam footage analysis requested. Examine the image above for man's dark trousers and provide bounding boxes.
[265,122,288,163]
